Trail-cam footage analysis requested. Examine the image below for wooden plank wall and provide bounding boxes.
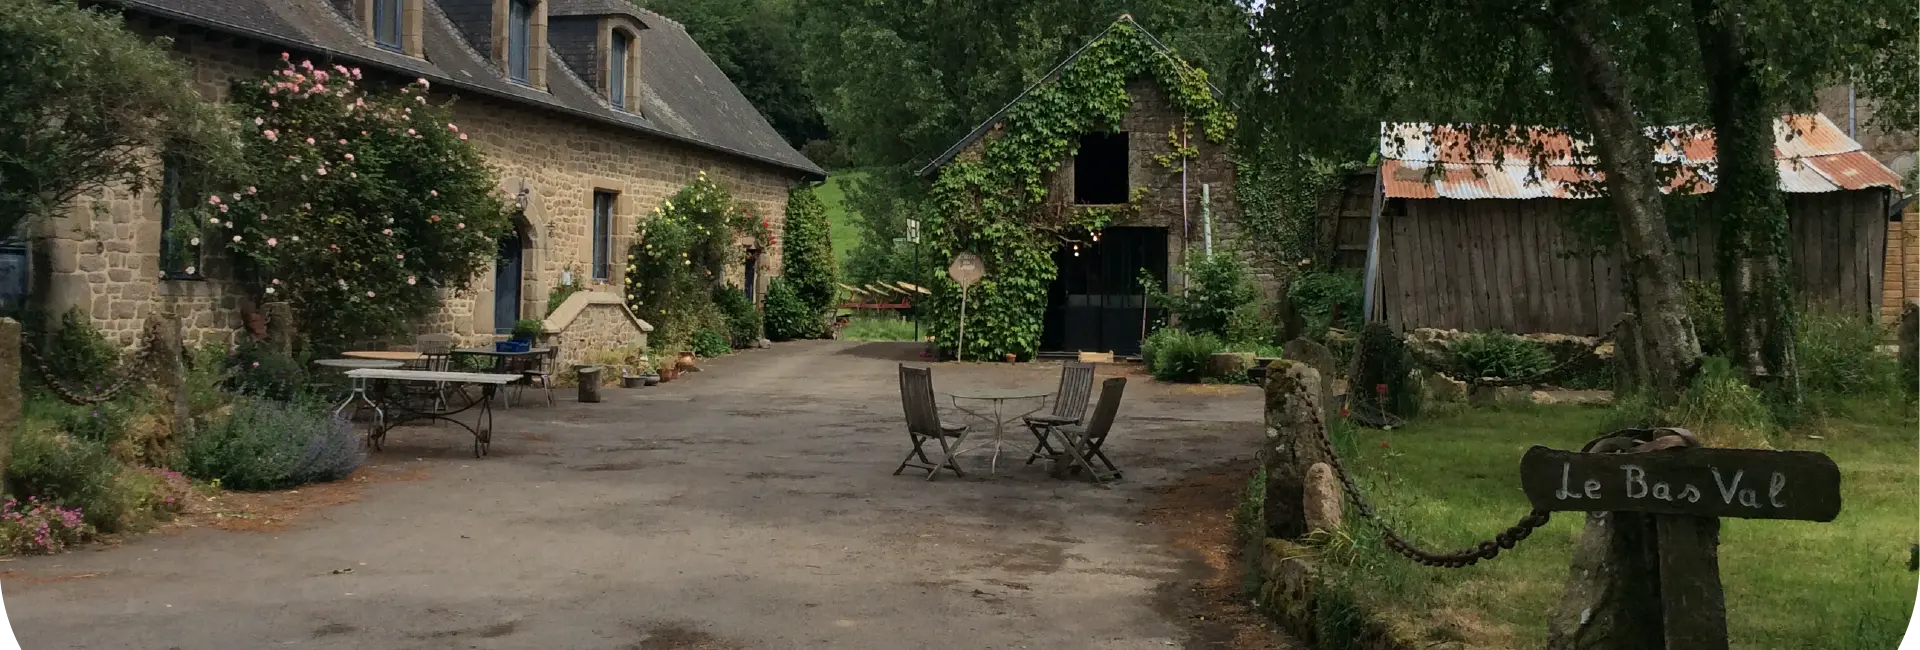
[1379,192,1890,335]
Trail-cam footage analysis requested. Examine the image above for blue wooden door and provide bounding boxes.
[494,232,522,334]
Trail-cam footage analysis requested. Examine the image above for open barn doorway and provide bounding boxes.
[1040,226,1167,357]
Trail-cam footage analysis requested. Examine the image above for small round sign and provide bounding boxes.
[948,253,984,288]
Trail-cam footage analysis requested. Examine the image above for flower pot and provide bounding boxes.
[622,375,646,389]
[676,351,697,369]
[641,374,661,386]
[659,366,680,382]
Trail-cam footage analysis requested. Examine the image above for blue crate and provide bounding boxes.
[495,340,530,353]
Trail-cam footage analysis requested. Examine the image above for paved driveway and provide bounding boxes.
[5,340,1265,649]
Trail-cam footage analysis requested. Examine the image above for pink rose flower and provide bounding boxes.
[382,229,392,236]
[208,195,221,205]
[267,238,278,247]
[366,291,376,298]
[281,52,291,61]
[459,133,468,140]
[306,137,316,145]
[253,117,264,126]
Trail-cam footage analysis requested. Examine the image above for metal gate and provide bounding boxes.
[1040,227,1167,356]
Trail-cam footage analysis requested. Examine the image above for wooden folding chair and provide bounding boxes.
[894,365,970,480]
[1049,377,1126,483]
[1023,362,1095,464]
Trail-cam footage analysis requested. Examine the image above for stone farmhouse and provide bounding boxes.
[11,0,824,363]
[917,18,1244,358]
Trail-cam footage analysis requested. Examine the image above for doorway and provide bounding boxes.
[494,226,524,334]
[1040,226,1167,356]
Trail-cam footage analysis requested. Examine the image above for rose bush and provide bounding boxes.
[624,175,771,350]
[175,56,512,348]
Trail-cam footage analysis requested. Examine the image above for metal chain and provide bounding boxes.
[1307,413,1552,568]
[20,327,162,406]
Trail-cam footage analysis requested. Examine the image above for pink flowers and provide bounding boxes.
[281,52,291,61]
[366,290,376,298]
[407,276,417,285]
[254,117,264,126]
[407,128,417,136]
[248,186,258,194]
[447,123,459,132]
[430,190,438,197]
[306,137,316,145]
[382,229,392,236]
[344,153,355,161]
[417,77,430,89]
[232,235,243,243]
[456,222,465,229]
[265,287,276,295]
[300,60,314,71]
[218,204,229,213]
[263,130,278,142]
[395,253,405,260]
[429,215,441,222]
[317,167,327,176]
[271,101,280,108]
[459,133,468,140]
[267,238,278,247]
[416,96,427,105]
[208,195,221,205]
[339,139,349,145]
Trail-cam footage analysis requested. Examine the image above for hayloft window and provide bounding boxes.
[508,0,533,83]
[1074,132,1129,205]
[609,30,631,110]
[592,191,615,280]
[373,0,403,51]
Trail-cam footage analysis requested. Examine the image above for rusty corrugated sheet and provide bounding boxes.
[1378,114,1904,199]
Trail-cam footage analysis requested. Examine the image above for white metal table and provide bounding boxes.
[946,387,1052,474]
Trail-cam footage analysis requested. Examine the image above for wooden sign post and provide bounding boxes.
[947,253,983,361]
[1521,429,1843,650]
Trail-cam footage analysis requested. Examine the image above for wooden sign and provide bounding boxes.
[1519,446,1842,522]
[948,253,983,288]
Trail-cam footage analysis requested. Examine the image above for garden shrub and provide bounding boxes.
[691,328,732,358]
[763,277,818,341]
[713,284,762,346]
[1351,322,1419,419]
[1796,310,1900,404]
[782,186,837,319]
[178,61,514,349]
[1231,465,1266,548]
[625,174,771,348]
[226,338,309,401]
[1144,253,1259,340]
[50,398,140,446]
[180,396,363,491]
[1667,357,1775,448]
[546,266,585,316]
[8,422,122,530]
[0,497,93,556]
[1449,331,1556,382]
[38,309,122,391]
[1141,328,1222,383]
[1287,269,1362,339]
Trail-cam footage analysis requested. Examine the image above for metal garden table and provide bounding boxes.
[946,387,1052,474]
[341,368,520,457]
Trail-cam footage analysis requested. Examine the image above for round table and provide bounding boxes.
[946,387,1053,475]
[342,350,425,362]
[314,358,406,370]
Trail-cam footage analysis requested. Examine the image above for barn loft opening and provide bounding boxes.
[1074,132,1129,205]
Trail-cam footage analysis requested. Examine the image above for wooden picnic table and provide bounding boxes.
[339,368,520,457]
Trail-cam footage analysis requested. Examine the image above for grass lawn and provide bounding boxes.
[1321,400,1918,649]
[816,168,869,274]
[838,314,920,342]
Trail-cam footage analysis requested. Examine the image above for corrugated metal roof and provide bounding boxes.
[1379,114,1902,200]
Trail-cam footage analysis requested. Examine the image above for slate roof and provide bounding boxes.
[915,15,1228,177]
[114,0,825,179]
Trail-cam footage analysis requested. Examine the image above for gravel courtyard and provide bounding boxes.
[5,340,1269,649]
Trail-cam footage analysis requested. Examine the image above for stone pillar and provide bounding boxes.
[148,314,190,443]
[264,301,296,357]
[1282,337,1339,422]
[0,318,20,482]
[1263,362,1335,540]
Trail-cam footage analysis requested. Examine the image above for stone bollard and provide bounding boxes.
[1263,362,1335,540]
[1302,462,1342,533]
[576,365,603,403]
[0,318,19,481]
[1282,337,1339,420]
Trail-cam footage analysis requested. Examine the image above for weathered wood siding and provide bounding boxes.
[1378,192,1894,335]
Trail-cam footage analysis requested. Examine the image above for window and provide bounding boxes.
[508,0,533,83]
[373,0,403,51]
[592,191,615,280]
[1073,132,1129,205]
[609,31,630,110]
[158,160,199,278]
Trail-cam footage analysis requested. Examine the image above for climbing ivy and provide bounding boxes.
[922,21,1235,361]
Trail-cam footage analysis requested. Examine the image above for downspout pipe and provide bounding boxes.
[1360,166,1387,324]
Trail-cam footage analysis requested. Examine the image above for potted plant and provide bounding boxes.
[507,319,544,350]
[623,359,654,388]
[676,350,698,370]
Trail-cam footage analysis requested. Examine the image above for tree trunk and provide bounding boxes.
[1692,0,1801,402]
[1543,0,1702,407]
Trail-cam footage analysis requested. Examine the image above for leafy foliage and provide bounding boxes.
[225,338,311,401]
[762,277,818,341]
[713,284,762,346]
[1140,328,1222,383]
[624,174,767,350]
[0,0,237,239]
[0,497,93,556]
[781,185,838,320]
[691,328,732,358]
[1795,310,1901,410]
[546,266,586,316]
[38,309,121,391]
[647,0,828,147]
[179,396,364,491]
[921,21,1235,360]
[1287,269,1362,339]
[1685,279,1728,357]
[180,62,513,349]
[510,319,545,341]
[8,424,120,529]
[1142,253,1258,341]
[1449,332,1557,383]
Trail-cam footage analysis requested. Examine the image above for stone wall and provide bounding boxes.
[950,79,1257,296]
[539,290,650,368]
[31,20,805,360]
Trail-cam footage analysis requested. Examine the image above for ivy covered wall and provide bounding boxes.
[922,19,1238,361]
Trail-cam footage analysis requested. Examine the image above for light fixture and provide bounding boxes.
[514,188,530,210]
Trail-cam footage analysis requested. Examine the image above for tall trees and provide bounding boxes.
[0,0,233,239]
[643,0,828,149]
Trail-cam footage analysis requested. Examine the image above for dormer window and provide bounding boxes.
[609,30,630,110]
[373,0,402,50]
[508,0,533,83]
